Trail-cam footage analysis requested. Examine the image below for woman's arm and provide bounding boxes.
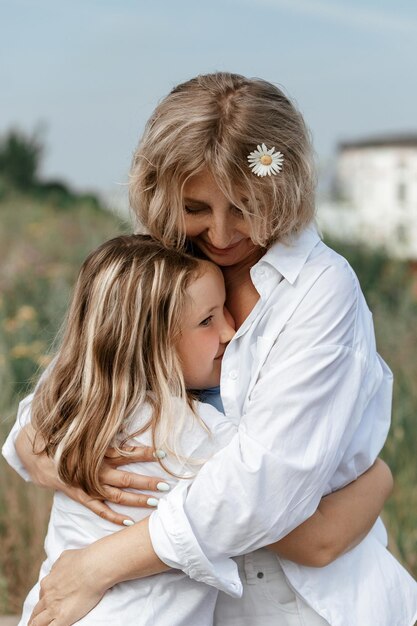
[28,461,393,625]
[30,518,166,626]
[268,458,393,567]
[12,422,167,526]
[3,384,168,525]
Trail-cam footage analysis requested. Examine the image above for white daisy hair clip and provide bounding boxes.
[247,143,284,177]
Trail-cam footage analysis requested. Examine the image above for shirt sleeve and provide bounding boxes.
[2,358,56,481]
[2,392,34,481]
[149,263,386,596]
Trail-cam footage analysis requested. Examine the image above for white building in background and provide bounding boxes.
[317,134,417,260]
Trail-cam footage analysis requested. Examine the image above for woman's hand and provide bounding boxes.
[29,548,106,626]
[15,424,169,526]
[29,519,167,626]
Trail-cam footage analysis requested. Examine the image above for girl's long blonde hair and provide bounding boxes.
[130,72,316,249]
[32,235,202,497]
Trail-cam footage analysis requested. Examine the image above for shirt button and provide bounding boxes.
[257,571,264,579]
[229,370,238,380]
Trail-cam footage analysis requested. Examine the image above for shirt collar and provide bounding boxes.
[259,223,321,285]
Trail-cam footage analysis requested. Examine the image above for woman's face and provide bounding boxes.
[176,262,235,389]
[183,169,262,267]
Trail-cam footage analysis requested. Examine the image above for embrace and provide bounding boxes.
[3,72,417,626]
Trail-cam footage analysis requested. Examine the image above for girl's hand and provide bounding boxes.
[16,424,168,526]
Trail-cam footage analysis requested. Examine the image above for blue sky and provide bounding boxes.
[2,0,417,195]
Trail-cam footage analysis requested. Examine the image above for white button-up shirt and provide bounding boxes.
[149,225,417,625]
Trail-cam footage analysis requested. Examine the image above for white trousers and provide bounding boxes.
[214,549,330,626]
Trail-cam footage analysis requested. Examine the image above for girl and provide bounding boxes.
[6,72,417,625]
[19,234,236,625]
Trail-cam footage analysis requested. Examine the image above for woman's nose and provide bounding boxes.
[207,216,234,249]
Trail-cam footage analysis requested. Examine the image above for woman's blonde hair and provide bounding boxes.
[130,72,316,249]
[32,235,202,497]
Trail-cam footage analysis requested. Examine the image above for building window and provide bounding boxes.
[397,182,407,205]
[396,224,408,245]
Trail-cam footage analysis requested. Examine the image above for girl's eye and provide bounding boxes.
[199,315,213,327]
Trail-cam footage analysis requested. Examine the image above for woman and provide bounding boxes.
[5,72,417,625]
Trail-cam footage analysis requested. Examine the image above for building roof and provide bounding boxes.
[338,133,417,151]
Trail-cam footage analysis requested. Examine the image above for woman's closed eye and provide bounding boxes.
[184,204,244,217]
[184,205,209,214]
[231,205,245,218]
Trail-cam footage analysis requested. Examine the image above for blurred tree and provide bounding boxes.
[0,128,44,191]
[0,126,100,208]
[323,236,413,310]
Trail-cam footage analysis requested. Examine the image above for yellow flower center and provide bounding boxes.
[260,154,273,165]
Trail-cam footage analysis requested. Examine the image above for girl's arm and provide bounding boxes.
[268,458,393,567]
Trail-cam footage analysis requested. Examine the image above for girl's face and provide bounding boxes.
[183,169,262,267]
[176,263,235,389]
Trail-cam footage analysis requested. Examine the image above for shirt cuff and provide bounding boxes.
[148,480,242,597]
[1,393,34,482]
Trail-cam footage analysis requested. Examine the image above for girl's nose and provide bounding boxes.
[220,314,236,344]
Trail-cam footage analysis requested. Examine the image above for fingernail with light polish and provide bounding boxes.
[147,498,159,507]
[123,519,135,526]
[153,449,166,459]
[157,482,170,492]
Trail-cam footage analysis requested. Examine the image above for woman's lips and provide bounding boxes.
[202,240,244,256]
